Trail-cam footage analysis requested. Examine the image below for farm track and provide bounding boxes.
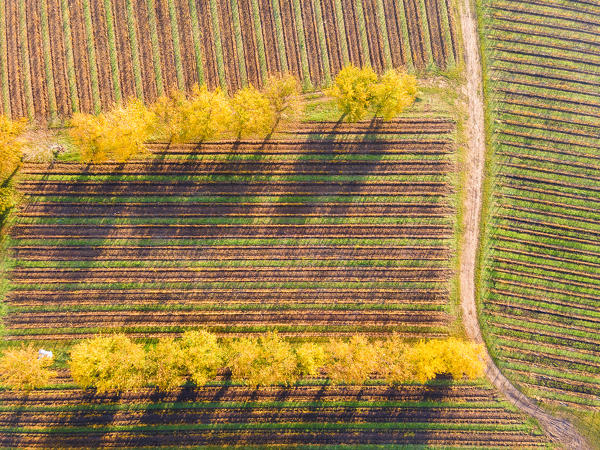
[1,1,458,120]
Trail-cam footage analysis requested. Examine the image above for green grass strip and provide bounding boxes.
[187,0,205,85]
[39,0,58,120]
[0,400,505,413]
[437,0,455,68]
[416,0,434,68]
[208,0,227,89]
[353,0,370,67]
[81,0,100,113]
[103,0,121,102]
[229,0,248,86]
[249,0,267,83]
[396,0,413,69]
[311,0,331,86]
[374,0,392,69]
[0,0,9,115]
[166,0,185,90]
[333,0,349,66]
[291,0,312,90]
[59,0,79,112]
[271,0,288,71]
[145,0,164,95]
[0,421,533,434]
[125,0,145,98]
[17,0,33,118]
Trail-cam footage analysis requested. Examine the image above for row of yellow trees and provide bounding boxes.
[69,66,418,163]
[0,333,484,392]
[0,116,27,217]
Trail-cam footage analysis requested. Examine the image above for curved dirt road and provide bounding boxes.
[458,0,590,448]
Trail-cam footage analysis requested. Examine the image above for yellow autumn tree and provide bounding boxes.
[149,90,188,143]
[180,330,223,387]
[295,342,326,378]
[0,345,56,390]
[181,85,231,142]
[264,73,301,131]
[0,187,17,217]
[327,65,378,121]
[229,85,274,139]
[226,332,298,386]
[371,69,418,120]
[69,334,147,393]
[0,115,27,183]
[324,335,379,384]
[70,99,153,163]
[145,337,187,391]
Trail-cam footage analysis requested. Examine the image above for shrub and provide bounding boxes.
[229,85,274,139]
[264,73,301,131]
[0,345,56,390]
[70,99,153,163]
[371,69,418,119]
[145,337,187,391]
[327,65,378,121]
[226,332,298,386]
[324,335,379,384]
[180,330,223,386]
[0,115,27,183]
[69,334,147,393]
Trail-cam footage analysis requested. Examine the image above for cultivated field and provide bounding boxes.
[7,119,458,340]
[0,0,458,121]
[479,0,600,420]
[0,381,547,447]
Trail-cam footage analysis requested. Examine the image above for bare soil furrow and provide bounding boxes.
[10,224,452,239]
[11,245,449,261]
[19,202,451,217]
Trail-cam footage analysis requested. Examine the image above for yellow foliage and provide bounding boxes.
[179,330,223,386]
[0,187,17,216]
[227,332,298,386]
[380,336,485,384]
[70,99,153,163]
[229,85,274,139]
[69,334,147,393]
[264,73,301,130]
[149,90,188,143]
[327,65,378,121]
[295,342,326,377]
[0,115,27,183]
[0,345,56,390]
[325,335,379,384]
[371,69,417,120]
[145,337,187,391]
[150,86,231,143]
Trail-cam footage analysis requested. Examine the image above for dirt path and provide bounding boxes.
[457,0,590,448]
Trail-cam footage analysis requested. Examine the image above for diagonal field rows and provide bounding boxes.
[481,0,600,411]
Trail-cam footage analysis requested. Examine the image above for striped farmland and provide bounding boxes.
[6,119,460,341]
[479,0,600,415]
[0,381,548,447]
[0,0,459,120]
